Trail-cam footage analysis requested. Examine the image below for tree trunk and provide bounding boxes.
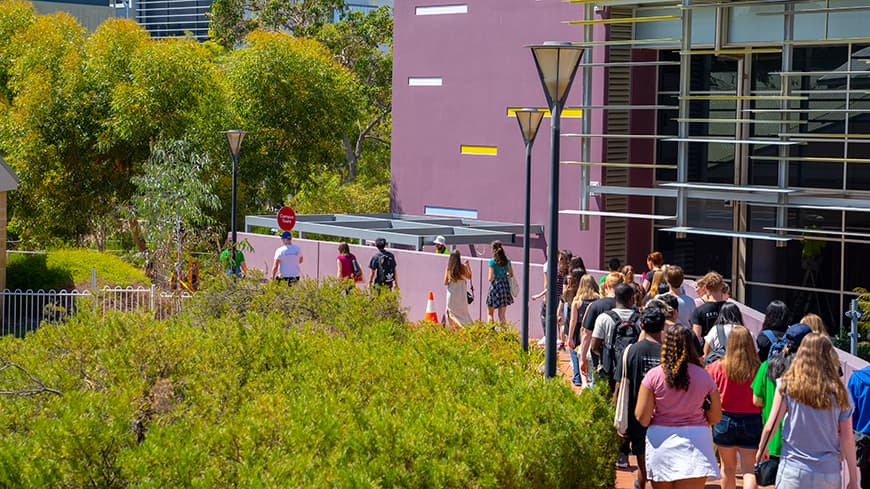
[342,135,357,182]
[128,218,147,252]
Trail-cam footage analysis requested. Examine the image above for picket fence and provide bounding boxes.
[0,286,193,337]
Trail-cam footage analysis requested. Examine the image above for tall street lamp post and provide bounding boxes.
[527,42,584,378]
[224,130,246,271]
[513,108,545,352]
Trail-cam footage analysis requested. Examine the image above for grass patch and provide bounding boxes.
[7,249,148,290]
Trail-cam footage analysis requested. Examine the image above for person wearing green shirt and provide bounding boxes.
[598,257,621,286]
[220,246,247,278]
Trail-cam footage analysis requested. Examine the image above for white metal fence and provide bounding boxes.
[0,286,193,337]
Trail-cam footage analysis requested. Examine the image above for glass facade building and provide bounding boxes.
[586,0,870,332]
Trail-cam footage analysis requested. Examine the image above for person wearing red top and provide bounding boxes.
[336,242,361,283]
[706,325,761,489]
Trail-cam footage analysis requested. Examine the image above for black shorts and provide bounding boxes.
[625,424,647,455]
[276,277,300,285]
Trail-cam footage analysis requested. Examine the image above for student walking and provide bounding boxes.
[756,300,791,362]
[270,231,303,284]
[756,333,858,489]
[368,238,398,290]
[635,323,722,488]
[486,241,513,323]
[691,271,728,341]
[336,242,361,282]
[621,305,666,489]
[751,323,812,481]
[703,303,745,363]
[706,326,761,489]
[661,265,695,327]
[444,250,473,328]
[566,274,599,386]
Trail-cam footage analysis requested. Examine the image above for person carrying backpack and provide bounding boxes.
[368,238,398,290]
[703,303,745,365]
[591,283,640,394]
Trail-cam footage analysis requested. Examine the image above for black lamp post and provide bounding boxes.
[527,42,584,378]
[513,108,544,352]
[223,130,246,271]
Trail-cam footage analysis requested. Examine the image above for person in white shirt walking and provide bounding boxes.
[270,231,303,284]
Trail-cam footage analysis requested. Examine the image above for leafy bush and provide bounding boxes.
[7,249,149,290]
[0,278,618,488]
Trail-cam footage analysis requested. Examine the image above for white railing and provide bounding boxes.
[0,286,193,337]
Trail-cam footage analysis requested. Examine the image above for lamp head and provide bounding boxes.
[223,130,246,158]
[514,108,545,145]
[526,42,585,108]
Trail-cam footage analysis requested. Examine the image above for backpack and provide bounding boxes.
[765,330,787,359]
[376,251,396,285]
[350,256,363,281]
[600,310,641,380]
[704,324,728,365]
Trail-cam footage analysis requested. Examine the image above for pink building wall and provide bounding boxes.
[240,232,868,377]
[391,0,614,270]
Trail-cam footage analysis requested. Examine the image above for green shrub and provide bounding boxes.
[7,249,149,290]
[0,278,618,488]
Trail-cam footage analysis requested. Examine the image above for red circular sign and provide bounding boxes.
[277,206,297,231]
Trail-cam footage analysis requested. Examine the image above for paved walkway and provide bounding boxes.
[552,346,727,489]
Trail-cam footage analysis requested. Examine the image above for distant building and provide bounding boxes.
[32,0,115,31]
[134,0,212,40]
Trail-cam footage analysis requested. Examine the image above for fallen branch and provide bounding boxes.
[0,359,62,397]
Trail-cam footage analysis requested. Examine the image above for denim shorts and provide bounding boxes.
[712,412,762,449]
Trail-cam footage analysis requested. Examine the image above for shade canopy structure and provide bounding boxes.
[244,213,545,251]
[0,156,19,192]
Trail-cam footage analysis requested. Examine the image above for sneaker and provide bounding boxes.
[557,340,565,351]
[537,337,547,346]
[616,452,629,469]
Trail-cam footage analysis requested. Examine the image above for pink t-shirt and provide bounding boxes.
[706,360,760,414]
[337,254,356,279]
[642,363,717,427]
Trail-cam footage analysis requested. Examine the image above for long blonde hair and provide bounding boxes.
[722,326,759,383]
[782,333,850,410]
[801,313,828,337]
[574,274,600,303]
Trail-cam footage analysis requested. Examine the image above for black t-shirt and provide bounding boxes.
[756,329,785,362]
[691,300,726,338]
[620,338,662,436]
[582,297,616,331]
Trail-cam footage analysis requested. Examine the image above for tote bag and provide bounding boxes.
[613,344,633,436]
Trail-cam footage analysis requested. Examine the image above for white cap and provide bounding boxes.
[434,235,446,246]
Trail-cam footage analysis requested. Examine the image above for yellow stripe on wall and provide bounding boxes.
[506,107,583,118]
[460,145,498,156]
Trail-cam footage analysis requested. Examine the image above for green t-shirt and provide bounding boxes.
[220,249,245,270]
[752,360,783,456]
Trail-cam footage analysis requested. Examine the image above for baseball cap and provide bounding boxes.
[784,323,812,349]
[280,231,292,239]
[434,235,446,246]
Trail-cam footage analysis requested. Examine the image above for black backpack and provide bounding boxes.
[600,310,641,380]
[704,324,728,365]
[376,251,396,285]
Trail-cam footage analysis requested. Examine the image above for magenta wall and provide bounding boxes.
[239,232,868,376]
[391,0,608,269]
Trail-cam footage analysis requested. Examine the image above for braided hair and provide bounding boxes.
[661,324,702,391]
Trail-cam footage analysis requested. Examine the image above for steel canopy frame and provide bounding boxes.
[244,213,545,250]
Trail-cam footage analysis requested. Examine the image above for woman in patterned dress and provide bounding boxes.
[486,240,514,323]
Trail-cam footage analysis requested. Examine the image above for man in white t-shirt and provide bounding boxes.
[270,231,303,284]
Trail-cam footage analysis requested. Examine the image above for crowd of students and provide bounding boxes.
[542,250,863,489]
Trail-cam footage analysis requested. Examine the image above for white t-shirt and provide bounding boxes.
[704,323,736,350]
[274,244,302,278]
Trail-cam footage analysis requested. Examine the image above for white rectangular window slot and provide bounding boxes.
[408,77,443,87]
[424,206,478,219]
[415,5,468,15]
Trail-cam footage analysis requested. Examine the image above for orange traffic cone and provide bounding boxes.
[424,291,439,322]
